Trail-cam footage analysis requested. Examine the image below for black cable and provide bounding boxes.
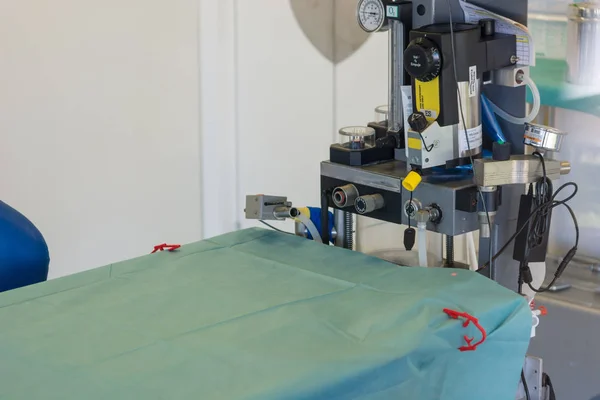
[418,131,434,152]
[543,373,557,400]
[259,220,292,234]
[510,152,580,293]
[477,181,579,271]
[408,191,413,229]
[528,200,579,293]
[446,0,493,271]
[521,369,531,400]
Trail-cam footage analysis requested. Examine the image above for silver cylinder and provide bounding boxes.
[478,211,497,239]
[273,207,299,220]
[524,123,567,152]
[456,80,482,159]
[355,194,385,215]
[295,221,307,238]
[567,3,600,85]
[332,184,359,208]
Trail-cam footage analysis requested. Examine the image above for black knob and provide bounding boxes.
[408,112,428,133]
[403,37,442,82]
[492,141,511,161]
[479,19,496,37]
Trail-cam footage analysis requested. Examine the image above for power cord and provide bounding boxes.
[513,152,579,293]
[477,181,578,271]
[259,220,292,234]
[521,369,531,400]
[543,373,557,400]
[446,0,493,271]
[418,131,434,152]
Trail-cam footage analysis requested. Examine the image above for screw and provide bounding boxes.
[510,55,519,64]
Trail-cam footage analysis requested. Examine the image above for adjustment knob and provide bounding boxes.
[403,37,442,82]
[408,112,428,133]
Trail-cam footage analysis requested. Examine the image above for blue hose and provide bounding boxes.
[481,94,507,144]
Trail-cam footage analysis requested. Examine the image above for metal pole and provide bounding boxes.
[388,20,403,134]
[334,209,353,250]
[446,235,454,267]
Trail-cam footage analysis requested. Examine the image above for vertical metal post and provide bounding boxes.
[445,235,454,267]
[334,209,353,250]
[388,20,404,134]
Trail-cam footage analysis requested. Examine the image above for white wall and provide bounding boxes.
[235,0,334,230]
[548,109,600,258]
[0,0,203,278]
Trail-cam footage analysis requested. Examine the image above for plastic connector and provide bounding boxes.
[556,247,577,277]
[403,171,422,192]
[520,264,533,284]
[404,228,416,251]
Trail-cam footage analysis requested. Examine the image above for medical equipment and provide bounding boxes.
[246,1,580,398]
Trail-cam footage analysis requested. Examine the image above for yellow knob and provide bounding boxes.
[402,171,422,192]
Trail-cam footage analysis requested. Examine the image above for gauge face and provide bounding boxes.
[339,126,375,137]
[357,0,386,33]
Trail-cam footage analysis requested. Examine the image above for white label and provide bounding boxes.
[468,66,477,98]
[459,125,483,154]
[401,85,413,159]
[420,109,438,119]
[386,5,399,18]
[459,0,535,66]
[401,85,413,128]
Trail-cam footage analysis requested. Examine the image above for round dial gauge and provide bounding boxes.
[357,0,386,33]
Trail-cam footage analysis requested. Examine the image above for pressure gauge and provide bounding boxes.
[357,0,387,33]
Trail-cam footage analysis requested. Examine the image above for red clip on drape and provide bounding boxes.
[443,308,488,352]
[151,243,181,254]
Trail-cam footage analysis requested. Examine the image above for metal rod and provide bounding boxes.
[344,212,354,250]
[334,209,354,250]
[446,235,454,267]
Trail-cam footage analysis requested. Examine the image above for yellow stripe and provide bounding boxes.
[408,137,422,150]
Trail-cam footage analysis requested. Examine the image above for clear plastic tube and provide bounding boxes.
[417,222,428,268]
[297,213,323,243]
[488,75,541,124]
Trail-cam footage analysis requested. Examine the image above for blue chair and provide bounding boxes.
[0,201,49,292]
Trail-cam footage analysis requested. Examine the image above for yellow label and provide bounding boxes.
[415,77,441,123]
[408,137,422,150]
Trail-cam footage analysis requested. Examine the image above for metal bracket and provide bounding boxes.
[473,155,571,187]
[517,356,542,400]
[244,195,293,220]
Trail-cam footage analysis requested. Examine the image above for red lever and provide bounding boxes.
[151,243,181,254]
[443,308,488,352]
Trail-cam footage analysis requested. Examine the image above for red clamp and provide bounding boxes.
[151,243,181,254]
[443,308,488,352]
